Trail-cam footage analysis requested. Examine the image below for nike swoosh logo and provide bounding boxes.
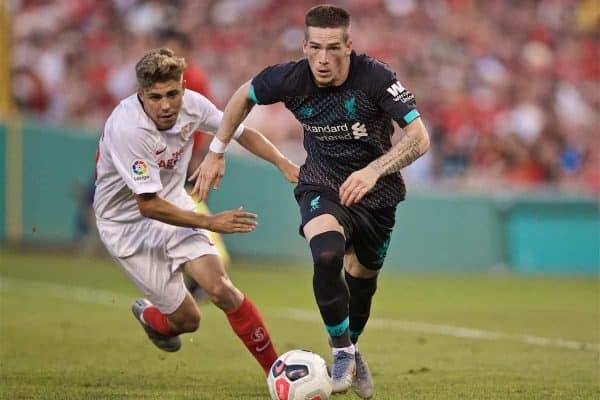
[155,147,167,155]
[255,340,271,352]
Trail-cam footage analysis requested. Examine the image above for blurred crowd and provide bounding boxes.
[9,0,600,194]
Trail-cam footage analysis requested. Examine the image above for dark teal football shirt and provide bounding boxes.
[251,51,420,208]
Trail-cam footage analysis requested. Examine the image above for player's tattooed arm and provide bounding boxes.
[368,118,430,176]
[340,118,429,206]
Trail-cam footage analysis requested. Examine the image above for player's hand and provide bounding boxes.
[277,158,300,183]
[339,166,380,206]
[188,151,225,201]
[206,207,258,234]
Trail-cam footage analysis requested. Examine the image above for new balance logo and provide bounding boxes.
[351,122,368,139]
[310,195,321,212]
[386,81,406,97]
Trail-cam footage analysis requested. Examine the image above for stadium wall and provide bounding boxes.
[0,122,5,240]
[0,121,598,275]
[0,120,98,244]
[205,157,508,271]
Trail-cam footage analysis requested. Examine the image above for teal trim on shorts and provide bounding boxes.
[248,84,259,104]
[326,317,349,337]
[403,109,420,124]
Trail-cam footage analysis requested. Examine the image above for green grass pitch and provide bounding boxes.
[0,249,598,399]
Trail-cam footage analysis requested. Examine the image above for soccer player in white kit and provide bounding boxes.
[93,48,299,375]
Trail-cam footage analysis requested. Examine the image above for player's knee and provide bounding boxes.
[313,250,343,272]
[310,231,345,276]
[170,308,201,333]
[310,231,349,310]
[206,276,238,310]
[183,311,201,332]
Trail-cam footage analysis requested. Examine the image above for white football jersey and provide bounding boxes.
[93,90,243,222]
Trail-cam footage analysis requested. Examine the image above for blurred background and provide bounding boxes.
[1,0,598,275]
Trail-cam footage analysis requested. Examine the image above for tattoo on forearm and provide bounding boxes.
[369,135,424,176]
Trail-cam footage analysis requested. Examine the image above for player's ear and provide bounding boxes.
[302,40,308,56]
[181,79,186,92]
[137,88,144,103]
[345,39,352,56]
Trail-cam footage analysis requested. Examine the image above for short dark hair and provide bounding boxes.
[305,4,350,29]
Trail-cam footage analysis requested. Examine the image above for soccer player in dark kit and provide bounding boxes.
[190,4,430,398]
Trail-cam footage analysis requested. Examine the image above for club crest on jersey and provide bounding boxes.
[131,160,150,182]
[344,96,357,120]
[180,122,194,140]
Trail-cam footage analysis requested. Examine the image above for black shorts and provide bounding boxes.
[295,183,396,270]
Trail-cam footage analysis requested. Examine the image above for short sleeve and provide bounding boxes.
[187,91,245,139]
[250,63,293,105]
[370,62,420,128]
[107,124,163,194]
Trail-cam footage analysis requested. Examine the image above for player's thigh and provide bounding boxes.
[166,225,242,308]
[110,247,187,315]
[159,223,224,312]
[303,214,345,242]
[296,187,351,242]
[103,220,219,315]
[344,249,379,279]
[165,224,219,273]
[183,254,229,294]
[348,206,396,271]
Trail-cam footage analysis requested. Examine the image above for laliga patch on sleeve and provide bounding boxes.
[131,160,151,182]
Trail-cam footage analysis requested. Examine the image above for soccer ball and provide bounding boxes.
[267,349,332,400]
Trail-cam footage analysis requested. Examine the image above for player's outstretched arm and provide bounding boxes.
[236,127,299,183]
[189,81,256,201]
[339,118,430,206]
[135,193,257,234]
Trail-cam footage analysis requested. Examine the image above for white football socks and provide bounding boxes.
[332,344,355,356]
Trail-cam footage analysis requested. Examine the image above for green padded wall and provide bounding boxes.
[20,121,98,243]
[2,120,598,275]
[507,197,599,275]
[0,123,5,240]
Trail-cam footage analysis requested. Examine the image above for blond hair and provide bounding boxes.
[135,48,187,90]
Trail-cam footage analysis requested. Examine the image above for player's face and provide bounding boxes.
[139,79,185,130]
[303,27,352,87]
